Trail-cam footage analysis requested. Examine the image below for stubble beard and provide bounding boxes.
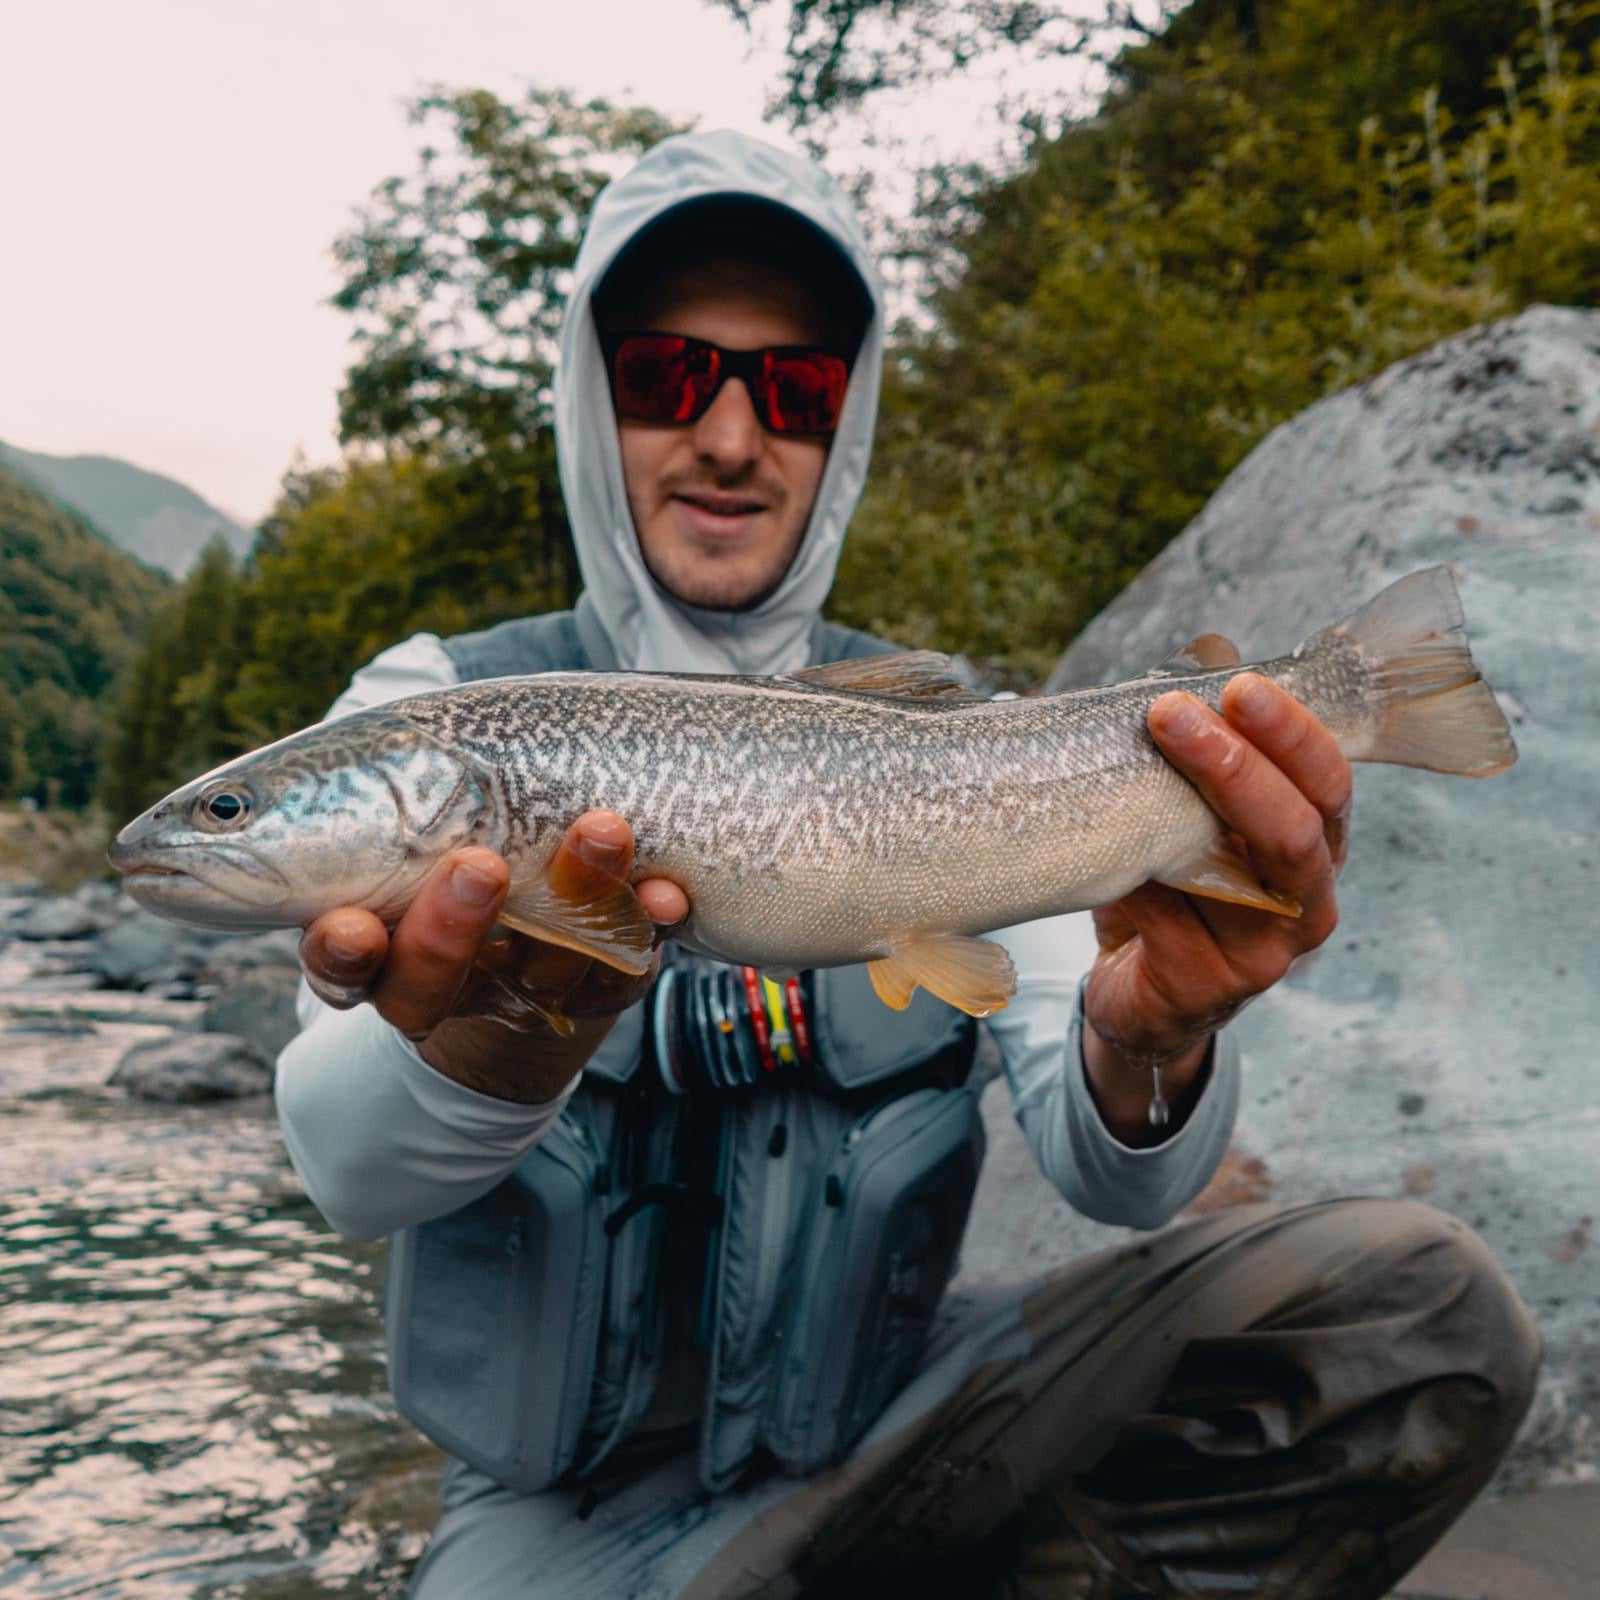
[638,523,808,613]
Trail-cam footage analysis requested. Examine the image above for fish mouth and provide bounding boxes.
[110,843,292,922]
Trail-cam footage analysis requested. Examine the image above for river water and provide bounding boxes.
[0,888,434,1597]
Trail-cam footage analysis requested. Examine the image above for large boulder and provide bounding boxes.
[987,305,1598,1489]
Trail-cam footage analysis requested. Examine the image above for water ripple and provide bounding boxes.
[1,910,432,1597]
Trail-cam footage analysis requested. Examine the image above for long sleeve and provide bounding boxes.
[273,631,576,1241]
[985,913,1241,1231]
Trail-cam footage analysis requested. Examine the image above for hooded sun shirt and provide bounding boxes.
[553,128,885,677]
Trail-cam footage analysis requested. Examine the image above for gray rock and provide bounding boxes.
[1037,305,1600,1490]
[201,961,302,1062]
[13,899,110,941]
[1,1015,96,1037]
[220,929,301,971]
[78,910,221,988]
[110,1032,272,1103]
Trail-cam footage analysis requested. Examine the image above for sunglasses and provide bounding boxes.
[603,331,850,436]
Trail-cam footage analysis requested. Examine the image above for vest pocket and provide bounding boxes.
[763,1085,985,1475]
[385,1114,608,1494]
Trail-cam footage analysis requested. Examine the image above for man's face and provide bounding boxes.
[610,255,839,612]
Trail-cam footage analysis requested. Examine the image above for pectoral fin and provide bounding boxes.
[471,941,578,1037]
[499,851,655,975]
[1156,835,1302,916]
[868,933,1017,1016]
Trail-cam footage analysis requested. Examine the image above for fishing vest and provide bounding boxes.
[384,609,985,1495]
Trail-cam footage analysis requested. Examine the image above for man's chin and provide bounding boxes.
[640,546,797,616]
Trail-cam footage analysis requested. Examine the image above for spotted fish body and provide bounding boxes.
[110,568,1515,1017]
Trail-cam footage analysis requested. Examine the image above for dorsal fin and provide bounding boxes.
[1149,632,1242,676]
[786,651,990,706]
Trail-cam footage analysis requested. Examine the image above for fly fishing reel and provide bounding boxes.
[652,953,817,1094]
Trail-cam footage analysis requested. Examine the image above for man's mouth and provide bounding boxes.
[672,491,771,533]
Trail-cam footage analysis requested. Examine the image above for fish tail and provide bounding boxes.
[1305,565,1517,776]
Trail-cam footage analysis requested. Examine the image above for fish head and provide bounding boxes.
[108,712,494,930]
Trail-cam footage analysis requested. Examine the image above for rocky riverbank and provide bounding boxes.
[0,875,300,1101]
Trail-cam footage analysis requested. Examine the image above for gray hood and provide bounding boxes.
[553,129,884,674]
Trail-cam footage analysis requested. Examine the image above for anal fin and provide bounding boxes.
[868,933,1016,1017]
[499,850,655,975]
[1156,835,1302,917]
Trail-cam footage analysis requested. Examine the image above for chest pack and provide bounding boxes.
[384,610,986,1493]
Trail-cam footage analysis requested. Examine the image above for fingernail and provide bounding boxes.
[576,835,627,873]
[451,859,502,907]
[312,977,369,1009]
[322,932,368,967]
[1233,674,1271,718]
[1156,695,1203,738]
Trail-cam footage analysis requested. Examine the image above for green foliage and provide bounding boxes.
[335,86,683,454]
[0,464,168,806]
[98,539,244,819]
[829,0,1600,674]
[231,449,574,738]
[99,445,583,815]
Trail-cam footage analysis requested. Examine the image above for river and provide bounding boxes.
[0,885,436,1597]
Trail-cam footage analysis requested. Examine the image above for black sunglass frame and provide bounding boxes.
[600,330,852,436]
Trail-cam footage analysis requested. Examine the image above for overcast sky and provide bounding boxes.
[0,0,1092,522]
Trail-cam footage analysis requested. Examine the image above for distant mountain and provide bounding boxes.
[0,462,169,805]
[0,441,252,576]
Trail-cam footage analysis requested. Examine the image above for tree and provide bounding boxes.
[827,0,1600,675]
[99,538,245,817]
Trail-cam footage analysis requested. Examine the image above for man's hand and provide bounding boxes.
[1083,673,1352,1145]
[296,810,689,1105]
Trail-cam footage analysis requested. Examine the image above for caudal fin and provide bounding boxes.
[1309,566,1516,776]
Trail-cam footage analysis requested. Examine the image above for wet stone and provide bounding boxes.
[110,1031,273,1103]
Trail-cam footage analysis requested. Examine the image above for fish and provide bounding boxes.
[108,565,1516,1022]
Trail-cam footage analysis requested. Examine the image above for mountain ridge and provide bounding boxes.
[0,440,252,576]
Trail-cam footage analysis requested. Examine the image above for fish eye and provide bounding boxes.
[197,787,251,829]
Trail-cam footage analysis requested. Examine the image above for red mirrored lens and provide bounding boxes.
[755,351,849,434]
[612,335,720,424]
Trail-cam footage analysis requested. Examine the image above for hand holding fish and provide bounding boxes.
[1081,672,1353,1145]
[296,811,688,1105]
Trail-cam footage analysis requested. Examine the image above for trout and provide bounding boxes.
[109,566,1515,1018]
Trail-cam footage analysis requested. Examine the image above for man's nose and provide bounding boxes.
[691,375,764,472]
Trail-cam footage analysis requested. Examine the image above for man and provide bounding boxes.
[277,130,1538,1598]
